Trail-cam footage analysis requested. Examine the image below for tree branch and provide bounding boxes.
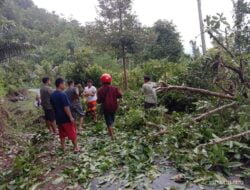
[146,122,165,130]
[207,31,248,85]
[157,85,236,100]
[207,30,236,60]
[153,102,238,137]
[215,83,235,97]
[197,130,250,149]
[193,102,237,122]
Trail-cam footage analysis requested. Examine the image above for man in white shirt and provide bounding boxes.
[142,76,158,110]
[84,79,97,122]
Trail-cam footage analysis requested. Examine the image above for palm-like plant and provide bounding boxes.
[0,42,34,62]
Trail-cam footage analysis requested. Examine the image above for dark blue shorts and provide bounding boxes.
[104,112,115,127]
[44,109,55,122]
[71,104,85,119]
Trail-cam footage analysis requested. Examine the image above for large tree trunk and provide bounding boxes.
[197,0,207,55]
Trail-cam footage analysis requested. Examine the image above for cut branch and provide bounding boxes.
[197,130,250,149]
[207,31,247,85]
[193,102,237,122]
[157,85,236,100]
[153,102,238,137]
[207,30,236,60]
[215,83,235,97]
[153,129,169,137]
[146,122,165,130]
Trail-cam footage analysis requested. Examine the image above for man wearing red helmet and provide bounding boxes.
[97,74,122,139]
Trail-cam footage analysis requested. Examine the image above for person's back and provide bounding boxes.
[65,81,85,128]
[98,73,122,139]
[142,76,157,110]
[51,90,71,125]
[142,81,157,104]
[40,85,53,110]
[40,77,57,134]
[65,86,80,106]
[98,85,122,113]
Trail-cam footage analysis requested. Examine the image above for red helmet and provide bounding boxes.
[100,73,112,83]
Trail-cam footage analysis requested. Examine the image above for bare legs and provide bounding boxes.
[107,126,114,140]
[79,116,84,129]
[60,138,79,152]
[86,111,97,123]
[72,138,79,152]
[46,120,57,134]
[60,137,66,151]
[92,111,97,123]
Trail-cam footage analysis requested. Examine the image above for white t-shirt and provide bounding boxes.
[142,82,157,104]
[84,86,97,102]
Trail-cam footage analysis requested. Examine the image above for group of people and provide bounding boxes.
[39,74,157,153]
[39,74,122,152]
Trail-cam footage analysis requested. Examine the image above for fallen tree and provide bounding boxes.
[157,85,236,100]
[193,102,237,122]
[153,102,238,137]
[196,130,250,149]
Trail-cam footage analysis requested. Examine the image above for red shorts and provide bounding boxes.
[58,122,77,140]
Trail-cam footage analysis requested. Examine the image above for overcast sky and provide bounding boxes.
[32,0,234,53]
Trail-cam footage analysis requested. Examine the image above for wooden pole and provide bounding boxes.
[197,0,207,54]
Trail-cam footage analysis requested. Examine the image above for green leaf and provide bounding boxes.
[212,16,219,20]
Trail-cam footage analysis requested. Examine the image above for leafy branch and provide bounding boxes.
[196,130,250,149]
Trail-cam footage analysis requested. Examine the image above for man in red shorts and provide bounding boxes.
[97,74,122,139]
[50,78,79,152]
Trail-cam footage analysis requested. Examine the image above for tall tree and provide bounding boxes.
[147,20,183,62]
[197,0,207,55]
[233,0,250,53]
[96,0,141,90]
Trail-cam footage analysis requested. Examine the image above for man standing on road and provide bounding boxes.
[84,79,97,123]
[142,76,158,110]
[65,80,85,129]
[40,77,57,134]
[50,78,79,152]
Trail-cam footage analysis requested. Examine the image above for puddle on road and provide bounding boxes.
[90,164,205,190]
